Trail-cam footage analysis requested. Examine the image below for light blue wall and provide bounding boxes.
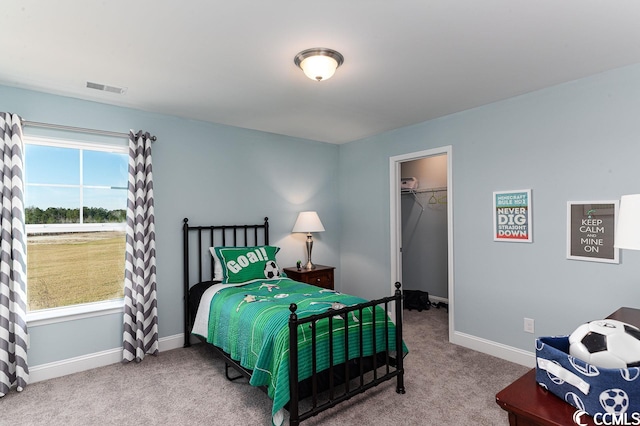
[339,63,640,353]
[0,85,340,366]
[4,61,640,367]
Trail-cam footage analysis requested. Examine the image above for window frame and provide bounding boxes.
[23,136,129,325]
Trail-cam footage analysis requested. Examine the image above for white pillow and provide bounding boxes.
[209,247,223,281]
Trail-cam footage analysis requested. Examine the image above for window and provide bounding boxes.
[24,137,128,313]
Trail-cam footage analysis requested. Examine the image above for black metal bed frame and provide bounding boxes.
[183,217,405,425]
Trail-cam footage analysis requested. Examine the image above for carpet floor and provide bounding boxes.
[3,307,530,425]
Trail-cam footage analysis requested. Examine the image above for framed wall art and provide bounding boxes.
[566,200,619,264]
[493,189,532,243]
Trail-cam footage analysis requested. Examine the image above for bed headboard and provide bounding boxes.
[182,217,270,346]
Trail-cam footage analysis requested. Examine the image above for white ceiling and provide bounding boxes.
[2,1,640,144]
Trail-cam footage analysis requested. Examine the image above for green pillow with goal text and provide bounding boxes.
[213,246,281,283]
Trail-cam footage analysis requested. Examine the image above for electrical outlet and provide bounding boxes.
[524,317,535,334]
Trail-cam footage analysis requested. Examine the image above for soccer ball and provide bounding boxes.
[263,261,280,279]
[569,319,640,369]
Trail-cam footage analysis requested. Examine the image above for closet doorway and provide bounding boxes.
[389,146,453,340]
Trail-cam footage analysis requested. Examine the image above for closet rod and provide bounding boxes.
[21,119,157,142]
[402,186,447,194]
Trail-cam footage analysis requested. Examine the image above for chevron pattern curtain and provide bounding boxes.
[122,130,158,363]
[0,112,29,396]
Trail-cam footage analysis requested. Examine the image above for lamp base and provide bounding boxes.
[305,233,316,270]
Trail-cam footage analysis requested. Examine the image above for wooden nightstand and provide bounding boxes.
[283,265,335,290]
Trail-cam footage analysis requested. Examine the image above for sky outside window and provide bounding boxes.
[25,144,79,185]
[25,144,128,213]
[83,149,128,188]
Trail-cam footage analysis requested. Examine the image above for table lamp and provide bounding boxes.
[292,211,325,269]
[615,194,640,250]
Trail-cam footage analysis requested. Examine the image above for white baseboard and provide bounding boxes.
[450,330,536,368]
[29,330,535,385]
[29,333,185,384]
[158,333,186,352]
[429,295,448,305]
[421,296,534,368]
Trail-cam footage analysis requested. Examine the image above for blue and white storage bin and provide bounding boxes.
[536,336,640,418]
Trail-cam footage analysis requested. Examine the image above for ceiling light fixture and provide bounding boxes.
[294,48,344,82]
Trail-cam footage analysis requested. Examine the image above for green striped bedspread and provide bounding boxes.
[205,277,406,421]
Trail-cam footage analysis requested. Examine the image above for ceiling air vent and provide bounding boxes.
[86,81,127,94]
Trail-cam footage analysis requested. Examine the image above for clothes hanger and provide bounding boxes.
[428,190,438,205]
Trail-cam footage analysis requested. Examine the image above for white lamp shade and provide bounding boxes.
[299,55,339,81]
[615,194,640,250]
[292,211,325,233]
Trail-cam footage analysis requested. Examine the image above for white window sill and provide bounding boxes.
[27,299,124,327]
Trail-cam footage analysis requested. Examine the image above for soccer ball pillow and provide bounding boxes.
[263,260,281,279]
[569,319,640,369]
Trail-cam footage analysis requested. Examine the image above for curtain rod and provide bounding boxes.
[21,119,157,142]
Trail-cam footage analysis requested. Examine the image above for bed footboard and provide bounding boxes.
[287,282,405,425]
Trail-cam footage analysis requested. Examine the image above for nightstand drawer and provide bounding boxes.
[308,270,333,289]
[282,265,335,290]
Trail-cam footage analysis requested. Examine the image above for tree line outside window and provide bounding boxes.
[25,206,126,224]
